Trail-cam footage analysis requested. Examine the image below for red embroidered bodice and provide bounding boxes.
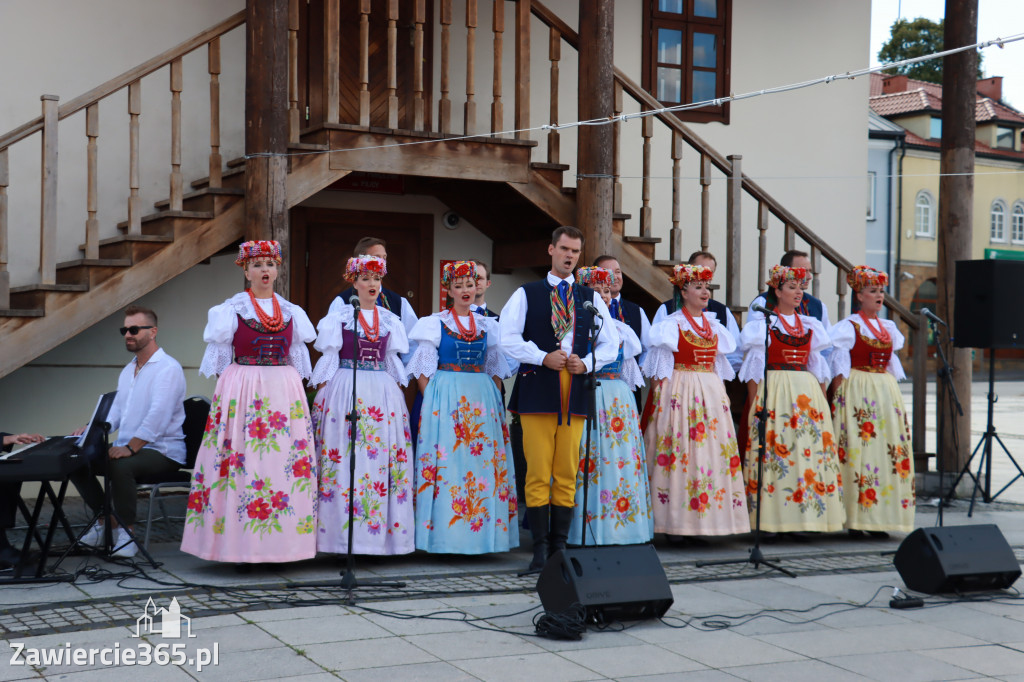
[765,327,812,371]
[849,321,892,373]
[673,329,718,372]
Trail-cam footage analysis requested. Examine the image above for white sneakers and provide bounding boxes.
[77,522,138,558]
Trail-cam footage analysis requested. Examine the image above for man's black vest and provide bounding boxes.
[337,286,403,314]
[508,280,596,423]
[615,297,644,342]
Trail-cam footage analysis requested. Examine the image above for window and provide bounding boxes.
[996,126,1015,150]
[914,190,934,238]
[1012,203,1024,244]
[867,171,876,220]
[643,0,732,124]
[991,200,1007,242]
[930,117,942,139]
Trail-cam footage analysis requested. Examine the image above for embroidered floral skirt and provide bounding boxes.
[644,370,748,536]
[832,369,915,532]
[745,370,845,533]
[414,371,519,554]
[312,368,415,555]
[570,378,652,545]
[181,364,318,563]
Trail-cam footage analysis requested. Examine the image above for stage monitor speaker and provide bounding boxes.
[536,545,674,621]
[953,259,1024,348]
[893,524,1021,594]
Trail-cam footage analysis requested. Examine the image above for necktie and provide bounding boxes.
[610,299,620,321]
[557,280,569,304]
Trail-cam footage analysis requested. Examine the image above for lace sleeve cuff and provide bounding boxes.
[485,344,514,379]
[738,347,766,383]
[386,352,409,387]
[829,348,852,381]
[715,352,736,381]
[310,352,340,386]
[642,346,675,380]
[621,356,644,389]
[199,342,232,378]
[405,342,439,380]
[807,351,831,384]
[288,343,313,381]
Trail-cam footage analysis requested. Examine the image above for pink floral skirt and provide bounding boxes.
[181,364,318,563]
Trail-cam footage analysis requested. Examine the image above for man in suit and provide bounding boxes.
[0,432,45,570]
[747,249,832,330]
[500,226,618,572]
[472,259,499,318]
[593,255,649,348]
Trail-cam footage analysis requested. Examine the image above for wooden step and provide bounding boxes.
[531,161,571,186]
[191,165,245,190]
[0,308,44,318]
[9,283,88,310]
[623,235,661,260]
[117,210,215,236]
[154,186,244,213]
[78,234,174,260]
[56,258,132,287]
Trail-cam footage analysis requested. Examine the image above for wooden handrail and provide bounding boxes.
[0,10,244,151]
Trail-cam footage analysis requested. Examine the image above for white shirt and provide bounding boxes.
[611,294,651,346]
[652,299,742,371]
[499,272,620,372]
[328,289,418,362]
[107,348,187,465]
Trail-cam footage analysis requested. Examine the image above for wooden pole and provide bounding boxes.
[936,0,976,474]
[0,148,9,309]
[513,0,530,139]
[725,154,741,309]
[246,0,291,295]
[576,0,614,264]
[40,95,59,285]
[169,58,184,211]
[208,38,223,188]
[85,103,100,260]
[127,83,142,235]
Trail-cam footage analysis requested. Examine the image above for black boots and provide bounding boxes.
[548,505,574,558]
[526,505,550,572]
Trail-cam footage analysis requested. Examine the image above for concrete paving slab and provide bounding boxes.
[822,650,979,681]
[257,614,392,645]
[238,605,353,623]
[920,643,1024,677]
[357,608,482,636]
[45,664,197,680]
[188,645,325,682]
[453,652,606,682]
[928,612,1024,643]
[338,661,479,682]
[302,636,438,672]
[558,643,706,678]
[652,628,807,668]
[404,628,545,661]
[619,673,743,682]
[726,658,869,681]
[754,622,988,658]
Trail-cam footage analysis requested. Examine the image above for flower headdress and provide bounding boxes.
[668,264,713,289]
[441,260,477,287]
[344,254,387,282]
[575,266,616,288]
[766,264,810,290]
[235,240,282,267]
[846,265,889,292]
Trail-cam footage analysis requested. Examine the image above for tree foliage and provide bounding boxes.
[877,17,983,84]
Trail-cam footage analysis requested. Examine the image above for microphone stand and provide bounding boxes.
[698,308,795,578]
[930,318,962,526]
[579,308,604,548]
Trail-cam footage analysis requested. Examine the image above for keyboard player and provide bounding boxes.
[1,431,45,570]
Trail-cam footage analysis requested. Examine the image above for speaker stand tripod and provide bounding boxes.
[945,350,1024,516]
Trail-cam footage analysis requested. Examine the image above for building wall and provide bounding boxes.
[867,137,900,276]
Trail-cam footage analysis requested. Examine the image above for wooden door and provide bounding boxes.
[300,0,434,131]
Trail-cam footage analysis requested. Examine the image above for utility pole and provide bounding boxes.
[936,0,977,474]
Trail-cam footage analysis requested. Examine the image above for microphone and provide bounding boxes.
[349,295,361,310]
[582,300,599,314]
[920,307,947,327]
[751,304,776,317]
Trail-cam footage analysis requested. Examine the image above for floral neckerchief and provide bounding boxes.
[550,282,574,341]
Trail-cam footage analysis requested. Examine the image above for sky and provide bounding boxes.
[870,0,1024,109]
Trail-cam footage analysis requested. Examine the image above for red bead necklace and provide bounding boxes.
[774,308,805,337]
[247,289,286,332]
[358,306,381,342]
[858,311,891,343]
[682,307,714,340]
[450,309,478,341]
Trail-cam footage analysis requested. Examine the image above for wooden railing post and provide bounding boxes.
[784,223,795,251]
[913,316,928,466]
[465,0,478,135]
[324,0,340,124]
[836,269,848,320]
[85,104,100,260]
[639,114,653,237]
[127,82,142,235]
[288,0,301,142]
[612,82,622,214]
[670,131,682,260]
[358,0,371,127]
[699,154,711,251]
[546,26,560,163]
[0,148,8,309]
[725,154,741,308]
[413,0,426,131]
[490,0,504,135]
[169,58,184,211]
[386,0,399,129]
[439,0,452,134]
[810,245,821,298]
[40,95,59,285]
[514,0,530,139]
[208,38,223,189]
[757,201,769,293]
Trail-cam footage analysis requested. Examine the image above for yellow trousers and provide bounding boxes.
[520,369,585,507]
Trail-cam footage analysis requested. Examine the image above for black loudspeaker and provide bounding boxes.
[894,525,1021,594]
[953,260,1024,348]
[536,545,674,621]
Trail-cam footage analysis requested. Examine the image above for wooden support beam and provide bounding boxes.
[208,38,223,188]
[386,0,399,129]
[492,237,551,272]
[670,131,682,261]
[639,114,653,238]
[40,95,59,285]
[464,0,478,135]
[699,154,711,251]
[358,0,371,127]
[439,0,452,134]
[85,104,100,260]
[757,201,769,294]
[127,82,142,235]
[288,0,301,142]
[324,0,340,124]
[491,0,504,135]
[169,58,184,212]
[546,27,560,163]
[0,148,8,309]
[413,0,426,131]
[835,267,848,320]
[246,0,291,294]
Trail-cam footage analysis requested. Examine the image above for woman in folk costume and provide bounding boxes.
[567,266,652,545]
[739,264,844,533]
[642,264,748,538]
[310,255,414,555]
[182,240,318,563]
[407,260,518,554]
[829,266,914,537]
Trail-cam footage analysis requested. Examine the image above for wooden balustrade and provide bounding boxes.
[85,104,99,260]
[325,0,340,125]
[0,149,8,309]
[699,154,711,251]
[209,38,223,189]
[386,0,399,129]
[757,201,769,294]
[358,0,370,127]
[464,0,478,135]
[439,0,452,134]
[490,0,504,135]
[514,0,530,139]
[413,0,426,131]
[169,58,183,212]
[836,269,848,320]
[546,25,559,163]
[639,114,653,237]
[725,154,741,308]
[670,132,681,260]
[288,0,300,143]
[127,81,142,235]
[810,245,821,298]
[40,95,59,285]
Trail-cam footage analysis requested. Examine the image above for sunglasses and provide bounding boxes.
[120,325,154,336]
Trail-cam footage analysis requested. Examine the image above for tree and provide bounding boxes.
[878,17,983,84]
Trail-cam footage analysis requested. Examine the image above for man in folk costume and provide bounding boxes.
[500,226,619,572]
